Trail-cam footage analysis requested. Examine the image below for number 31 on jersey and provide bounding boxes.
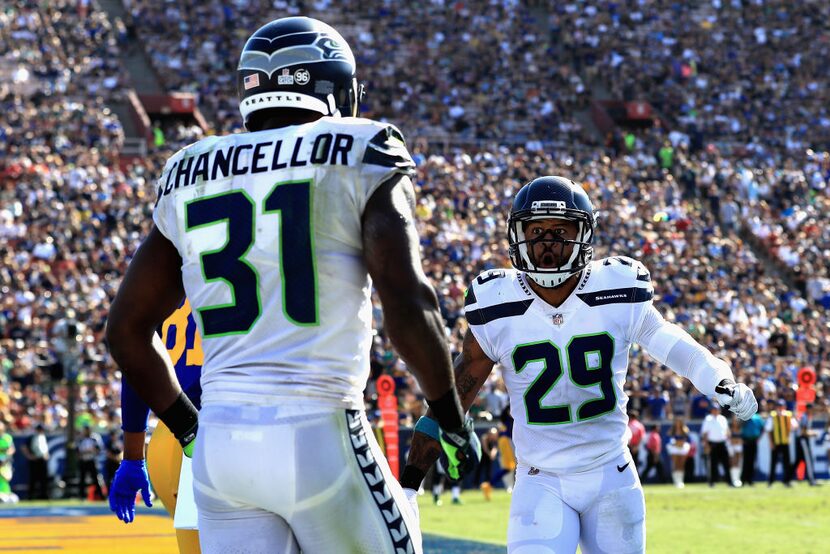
[185,179,318,337]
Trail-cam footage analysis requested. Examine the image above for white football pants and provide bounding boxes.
[508,452,645,554]
[192,404,421,554]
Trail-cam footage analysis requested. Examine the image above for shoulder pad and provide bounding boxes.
[575,257,653,307]
[361,123,415,171]
[600,256,651,285]
[464,269,513,306]
[464,270,533,325]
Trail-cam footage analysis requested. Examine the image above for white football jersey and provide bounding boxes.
[153,117,414,409]
[463,257,654,473]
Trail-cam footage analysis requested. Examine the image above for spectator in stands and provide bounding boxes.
[689,392,713,420]
[641,424,667,484]
[76,425,104,500]
[0,420,16,502]
[646,387,670,421]
[740,409,765,486]
[22,423,50,500]
[794,403,819,486]
[104,429,122,493]
[627,410,646,472]
[476,427,499,501]
[701,404,733,487]
[484,382,509,420]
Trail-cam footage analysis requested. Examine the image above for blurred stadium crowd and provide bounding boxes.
[1,0,828,489]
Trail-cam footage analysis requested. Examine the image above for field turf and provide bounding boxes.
[418,482,829,553]
[1,483,826,552]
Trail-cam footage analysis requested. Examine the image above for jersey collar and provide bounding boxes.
[517,271,585,313]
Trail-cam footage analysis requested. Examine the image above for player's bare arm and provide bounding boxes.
[401,329,495,484]
[362,173,464,424]
[122,432,146,461]
[107,226,185,413]
[106,226,198,455]
[454,330,497,409]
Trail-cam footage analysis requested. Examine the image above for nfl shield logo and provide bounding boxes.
[552,313,564,326]
[277,68,294,85]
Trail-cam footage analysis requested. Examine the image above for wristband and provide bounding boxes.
[425,387,464,432]
[413,415,440,441]
[399,465,426,490]
[158,392,198,448]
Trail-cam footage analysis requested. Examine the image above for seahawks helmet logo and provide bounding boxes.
[314,36,349,60]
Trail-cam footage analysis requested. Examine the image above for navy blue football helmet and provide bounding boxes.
[237,17,364,127]
[507,176,596,288]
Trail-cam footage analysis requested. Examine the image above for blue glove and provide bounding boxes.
[109,459,152,523]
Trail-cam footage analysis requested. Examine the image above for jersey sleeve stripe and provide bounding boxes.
[361,145,415,169]
[362,128,415,170]
[465,299,533,325]
[577,287,653,307]
[463,284,478,307]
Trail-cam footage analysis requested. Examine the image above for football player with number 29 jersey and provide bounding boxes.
[107,16,478,554]
[400,176,758,553]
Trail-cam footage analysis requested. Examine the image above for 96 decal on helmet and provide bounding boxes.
[237,16,365,126]
[507,176,597,288]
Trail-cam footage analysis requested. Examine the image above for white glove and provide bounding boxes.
[715,381,758,421]
[403,487,420,524]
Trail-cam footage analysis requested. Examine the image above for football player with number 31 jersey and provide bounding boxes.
[107,16,477,554]
[400,176,758,554]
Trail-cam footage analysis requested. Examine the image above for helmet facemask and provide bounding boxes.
[508,201,595,288]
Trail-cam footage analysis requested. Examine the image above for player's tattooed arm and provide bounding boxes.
[454,329,496,412]
[405,431,443,476]
[402,330,496,480]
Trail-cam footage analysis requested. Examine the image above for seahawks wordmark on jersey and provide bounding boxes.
[464,257,654,473]
[153,117,414,408]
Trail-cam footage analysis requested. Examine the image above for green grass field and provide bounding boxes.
[419,483,829,553]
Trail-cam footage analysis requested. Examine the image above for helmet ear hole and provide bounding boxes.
[336,86,351,116]
[338,79,362,117]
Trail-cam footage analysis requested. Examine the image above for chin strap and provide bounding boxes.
[527,269,580,289]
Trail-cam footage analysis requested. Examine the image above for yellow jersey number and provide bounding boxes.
[161,300,204,368]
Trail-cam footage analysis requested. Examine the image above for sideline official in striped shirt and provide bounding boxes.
[765,400,798,487]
